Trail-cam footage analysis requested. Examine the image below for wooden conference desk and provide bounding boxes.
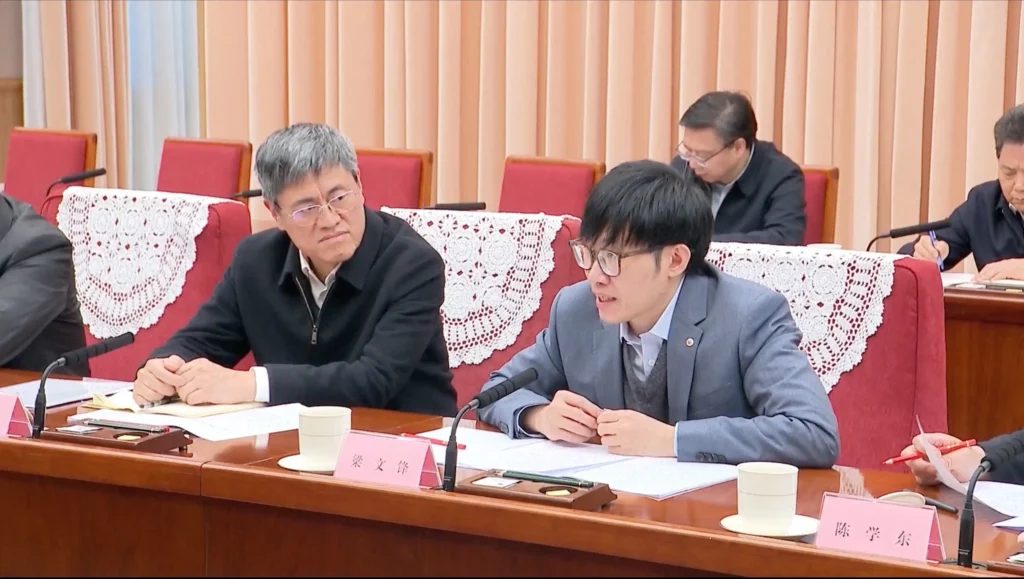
[945,288,1024,442]
[0,370,1017,577]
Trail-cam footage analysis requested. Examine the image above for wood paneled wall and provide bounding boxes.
[0,79,24,182]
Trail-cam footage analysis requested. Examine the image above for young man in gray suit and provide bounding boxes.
[477,160,840,468]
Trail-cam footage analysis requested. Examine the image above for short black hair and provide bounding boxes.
[995,104,1024,156]
[580,160,713,273]
[680,91,758,150]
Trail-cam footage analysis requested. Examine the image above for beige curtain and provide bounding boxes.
[38,0,1024,252]
[37,0,129,188]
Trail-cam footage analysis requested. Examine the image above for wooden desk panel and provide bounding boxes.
[0,437,205,576]
[0,370,1017,577]
[200,460,1012,577]
[944,289,1024,441]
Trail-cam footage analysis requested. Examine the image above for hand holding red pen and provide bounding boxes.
[896,433,986,487]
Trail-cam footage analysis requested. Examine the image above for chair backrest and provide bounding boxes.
[357,148,433,210]
[706,243,946,470]
[380,208,585,408]
[800,165,839,245]
[157,137,252,199]
[4,128,97,215]
[54,187,251,380]
[498,156,605,217]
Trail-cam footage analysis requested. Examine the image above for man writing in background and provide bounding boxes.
[477,160,839,468]
[901,104,1024,281]
[671,91,807,246]
[132,123,456,416]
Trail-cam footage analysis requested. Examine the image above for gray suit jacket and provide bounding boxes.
[0,194,88,375]
[477,267,840,468]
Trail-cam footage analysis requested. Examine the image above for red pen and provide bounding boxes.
[400,433,466,450]
[883,439,976,466]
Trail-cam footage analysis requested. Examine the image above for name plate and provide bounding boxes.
[334,431,441,489]
[815,492,944,562]
[0,394,31,438]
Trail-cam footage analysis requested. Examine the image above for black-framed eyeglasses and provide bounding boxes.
[570,239,660,278]
[277,190,355,226]
[676,139,735,169]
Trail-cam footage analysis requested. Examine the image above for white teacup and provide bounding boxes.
[736,462,799,534]
[807,243,842,250]
[297,406,351,470]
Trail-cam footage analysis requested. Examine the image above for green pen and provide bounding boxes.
[499,470,595,488]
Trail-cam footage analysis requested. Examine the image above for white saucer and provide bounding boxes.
[278,454,335,474]
[720,514,820,539]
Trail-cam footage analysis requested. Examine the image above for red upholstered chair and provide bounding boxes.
[357,148,433,210]
[708,244,946,470]
[4,127,97,215]
[156,137,252,199]
[447,217,584,408]
[498,156,606,217]
[827,257,946,470]
[54,189,252,381]
[801,165,839,245]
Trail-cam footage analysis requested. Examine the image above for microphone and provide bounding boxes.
[865,219,951,251]
[31,332,135,439]
[44,168,107,206]
[428,202,486,211]
[441,368,539,492]
[232,189,263,200]
[954,430,1024,568]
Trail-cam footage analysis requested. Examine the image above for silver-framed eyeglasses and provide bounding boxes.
[282,190,355,226]
[569,239,660,278]
[676,139,734,169]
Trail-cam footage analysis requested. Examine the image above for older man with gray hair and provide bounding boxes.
[133,123,456,415]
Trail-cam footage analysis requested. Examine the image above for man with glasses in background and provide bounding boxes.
[132,123,456,415]
[671,91,806,245]
[476,160,839,467]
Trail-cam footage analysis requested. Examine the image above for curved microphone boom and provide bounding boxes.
[31,332,135,439]
[232,188,263,200]
[44,168,107,206]
[865,219,951,252]
[954,430,1024,568]
[441,368,539,492]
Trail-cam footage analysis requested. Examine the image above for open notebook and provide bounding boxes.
[83,389,264,418]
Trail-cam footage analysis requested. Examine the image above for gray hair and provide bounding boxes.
[995,104,1024,157]
[254,123,359,205]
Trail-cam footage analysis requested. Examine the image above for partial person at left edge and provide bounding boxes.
[131,123,457,416]
[0,193,88,376]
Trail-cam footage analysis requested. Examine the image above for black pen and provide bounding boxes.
[903,489,959,514]
[499,470,595,488]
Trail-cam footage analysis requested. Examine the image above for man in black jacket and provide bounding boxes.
[671,91,806,246]
[899,104,1024,281]
[0,194,88,375]
[132,123,456,416]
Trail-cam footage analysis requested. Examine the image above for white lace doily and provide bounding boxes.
[706,242,907,393]
[56,187,237,338]
[382,208,565,367]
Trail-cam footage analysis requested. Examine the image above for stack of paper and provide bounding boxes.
[0,378,131,409]
[85,389,264,418]
[69,404,302,442]
[417,426,737,500]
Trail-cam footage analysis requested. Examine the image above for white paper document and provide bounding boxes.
[69,403,302,442]
[570,457,738,500]
[994,516,1024,530]
[418,426,735,499]
[916,416,968,494]
[940,272,975,288]
[973,481,1024,518]
[0,378,131,409]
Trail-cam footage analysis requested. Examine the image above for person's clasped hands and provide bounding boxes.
[132,355,256,406]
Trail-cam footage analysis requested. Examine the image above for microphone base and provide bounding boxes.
[939,558,986,570]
